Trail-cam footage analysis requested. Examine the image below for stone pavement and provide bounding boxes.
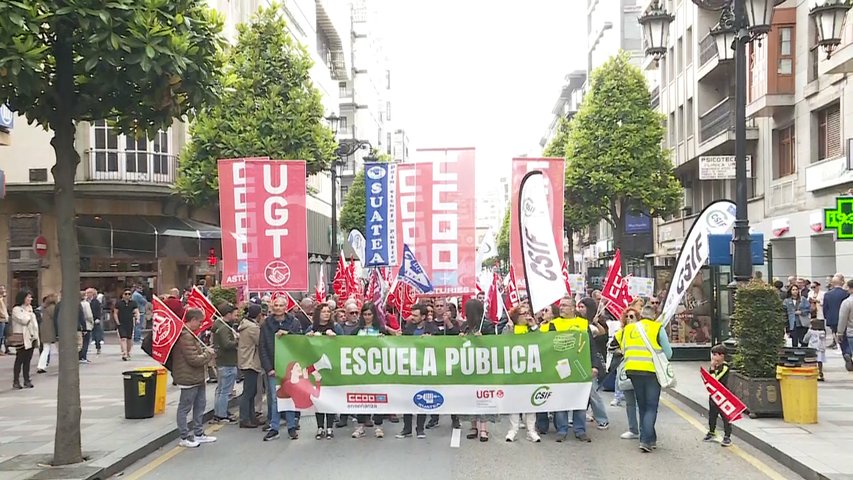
[668,347,853,480]
[0,340,232,480]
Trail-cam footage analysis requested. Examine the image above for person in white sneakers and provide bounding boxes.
[502,305,541,443]
[173,308,217,448]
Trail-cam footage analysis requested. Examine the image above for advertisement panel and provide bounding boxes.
[244,159,309,291]
[510,158,565,290]
[394,148,476,295]
[274,333,592,414]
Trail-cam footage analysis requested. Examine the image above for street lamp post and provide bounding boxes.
[640,0,783,283]
[809,0,853,59]
[325,113,373,287]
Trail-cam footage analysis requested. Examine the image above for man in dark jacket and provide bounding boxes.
[258,296,302,441]
[212,304,239,423]
[824,275,849,350]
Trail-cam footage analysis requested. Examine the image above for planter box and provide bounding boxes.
[729,371,783,418]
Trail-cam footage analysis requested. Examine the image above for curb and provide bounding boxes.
[665,388,828,480]
[85,396,241,480]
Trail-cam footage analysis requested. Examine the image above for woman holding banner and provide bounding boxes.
[352,302,387,439]
[307,304,343,440]
[502,305,541,443]
[460,299,497,442]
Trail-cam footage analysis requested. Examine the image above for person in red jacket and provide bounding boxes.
[164,288,185,319]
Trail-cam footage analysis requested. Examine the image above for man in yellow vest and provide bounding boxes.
[535,296,605,443]
[616,305,672,453]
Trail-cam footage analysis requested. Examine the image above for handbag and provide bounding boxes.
[616,357,634,391]
[7,332,24,348]
[636,322,676,388]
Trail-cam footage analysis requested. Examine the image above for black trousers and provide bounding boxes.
[429,414,459,424]
[315,413,334,429]
[239,369,258,423]
[402,414,426,433]
[14,347,34,383]
[791,326,808,347]
[357,414,384,425]
[708,399,732,437]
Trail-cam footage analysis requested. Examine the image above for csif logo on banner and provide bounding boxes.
[364,163,397,266]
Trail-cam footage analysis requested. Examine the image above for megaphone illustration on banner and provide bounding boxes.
[306,354,332,375]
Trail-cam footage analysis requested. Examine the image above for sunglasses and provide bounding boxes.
[123,292,131,296]
[347,311,358,315]
[650,301,659,305]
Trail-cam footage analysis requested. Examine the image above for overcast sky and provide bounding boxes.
[377,0,586,187]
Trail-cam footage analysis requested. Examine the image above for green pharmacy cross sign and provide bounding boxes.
[826,197,853,240]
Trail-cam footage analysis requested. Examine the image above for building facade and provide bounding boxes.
[0,0,352,302]
[646,0,853,285]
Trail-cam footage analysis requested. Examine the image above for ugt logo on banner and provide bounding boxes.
[244,159,309,291]
[364,162,397,266]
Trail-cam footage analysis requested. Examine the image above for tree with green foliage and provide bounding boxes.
[566,52,681,261]
[338,151,392,236]
[0,0,223,465]
[497,205,510,262]
[176,4,336,206]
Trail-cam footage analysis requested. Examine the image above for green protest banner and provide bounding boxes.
[272,332,592,414]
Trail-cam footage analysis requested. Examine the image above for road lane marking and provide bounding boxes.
[122,424,224,480]
[661,397,789,480]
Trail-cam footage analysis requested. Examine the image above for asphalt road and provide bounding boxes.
[115,392,801,480]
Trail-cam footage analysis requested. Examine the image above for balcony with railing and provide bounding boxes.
[699,98,734,143]
[697,32,733,82]
[84,149,178,186]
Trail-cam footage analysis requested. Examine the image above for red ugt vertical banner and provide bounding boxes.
[510,158,565,291]
[395,148,477,295]
[244,159,308,291]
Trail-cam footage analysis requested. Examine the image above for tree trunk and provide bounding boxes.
[51,34,83,466]
[566,226,576,274]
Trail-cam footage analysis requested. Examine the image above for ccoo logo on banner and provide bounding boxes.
[364,163,397,267]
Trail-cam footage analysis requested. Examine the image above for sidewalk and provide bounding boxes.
[0,341,234,480]
[667,348,853,480]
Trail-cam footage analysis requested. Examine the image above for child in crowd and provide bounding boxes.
[804,319,827,381]
[704,344,732,447]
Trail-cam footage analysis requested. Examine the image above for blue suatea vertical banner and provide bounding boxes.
[364,163,397,267]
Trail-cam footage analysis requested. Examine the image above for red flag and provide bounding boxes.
[601,249,633,319]
[504,266,520,311]
[332,253,348,298]
[151,297,185,365]
[271,291,299,312]
[315,267,327,304]
[186,286,217,335]
[486,271,502,324]
[561,260,573,297]
[387,278,417,319]
[367,269,380,302]
[700,367,746,422]
[346,257,361,300]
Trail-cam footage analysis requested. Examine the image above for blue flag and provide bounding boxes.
[398,244,433,293]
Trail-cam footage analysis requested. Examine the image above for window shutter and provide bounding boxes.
[827,105,841,158]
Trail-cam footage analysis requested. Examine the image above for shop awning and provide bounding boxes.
[145,216,222,240]
[75,215,221,259]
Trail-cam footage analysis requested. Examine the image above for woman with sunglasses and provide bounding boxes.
[307,304,343,439]
[113,289,140,361]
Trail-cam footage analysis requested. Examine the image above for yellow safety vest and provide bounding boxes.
[542,317,588,333]
[513,324,529,335]
[618,320,663,374]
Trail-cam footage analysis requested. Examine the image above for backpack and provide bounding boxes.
[141,330,174,371]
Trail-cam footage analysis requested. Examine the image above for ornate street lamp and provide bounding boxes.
[710,7,737,61]
[639,1,675,64]
[810,0,853,59]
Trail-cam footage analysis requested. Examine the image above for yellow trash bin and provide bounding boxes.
[776,366,818,424]
[136,367,167,414]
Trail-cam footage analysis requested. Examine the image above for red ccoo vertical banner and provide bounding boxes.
[510,158,565,291]
[218,157,270,287]
[394,148,477,295]
[244,159,309,291]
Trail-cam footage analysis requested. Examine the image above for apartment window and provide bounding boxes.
[669,112,676,146]
[339,81,348,97]
[387,132,392,155]
[385,70,391,89]
[339,116,348,133]
[340,185,349,200]
[677,36,684,73]
[686,99,694,138]
[316,28,332,67]
[809,28,819,82]
[152,130,169,175]
[386,102,391,122]
[774,125,795,179]
[668,47,675,82]
[816,102,841,162]
[93,120,119,172]
[677,105,685,143]
[685,27,693,67]
[778,27,793,75]
[660,57,668,85]
[125,134,148,174]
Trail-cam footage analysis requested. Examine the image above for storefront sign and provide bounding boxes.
[825,197,853,240]
[33,235,48,257]
[274,333,592,414]
[698,155,753,180]
[805,155,853,192]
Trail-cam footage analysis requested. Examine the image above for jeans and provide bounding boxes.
[589,378,609,424]
[0,321,6,351]
[133,319,143,343]
[92,322,104,350]
[402,414,426,434]
[266,376,296,432]
[624,389,639,435]
[842,335,852,356]
[239,370,258,424]
[13,347,34,383]
[549,410,586,436]
[79,331,92,360]
[177,385,206,440]
[630,374,661,446]
[214,366,238,418]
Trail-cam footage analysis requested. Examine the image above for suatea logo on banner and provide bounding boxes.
[399,244,433,293]
[244,159,309,291]
[273,333,593,414]
[364,162,397,266]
